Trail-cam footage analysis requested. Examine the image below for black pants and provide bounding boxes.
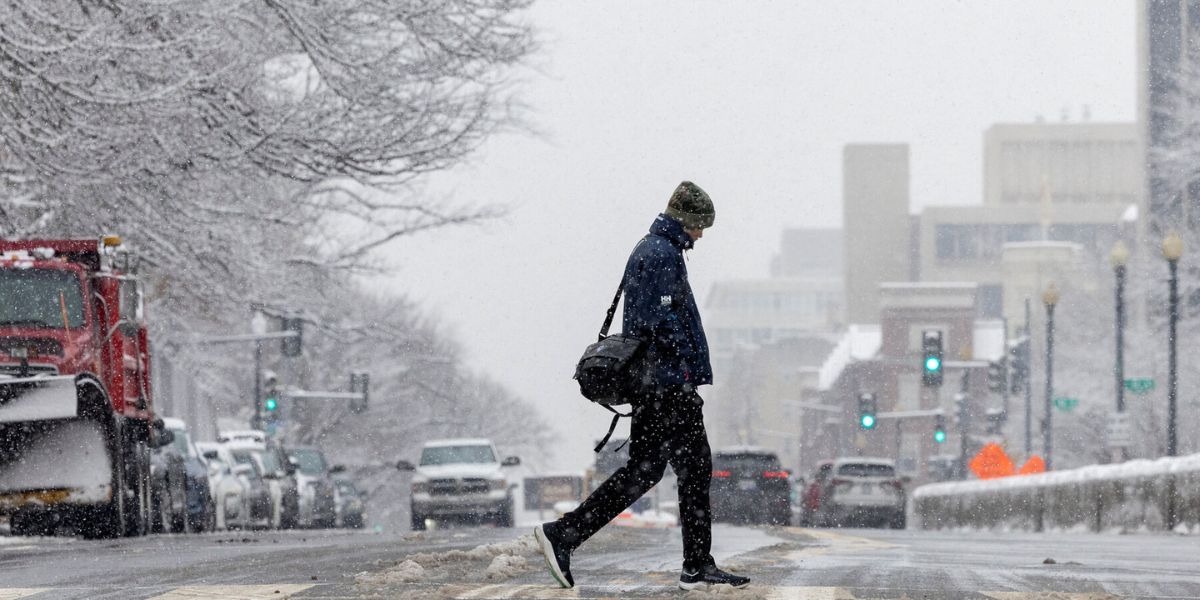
[555,388,715,571]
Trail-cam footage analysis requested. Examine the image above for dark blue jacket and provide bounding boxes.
[621,214,713,388]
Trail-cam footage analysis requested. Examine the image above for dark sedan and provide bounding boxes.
[709,448,791,526]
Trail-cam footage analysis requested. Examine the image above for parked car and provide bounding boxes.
[150,431,186,534]
[162,418,215,532]
[222,434,299,529]
[334,479,367,529]
[709,447,791,525]
[398,438,519,531]
[285,446,338,529]
[196,442,252,531]
[226,447,274,529]
[801,458,906,529]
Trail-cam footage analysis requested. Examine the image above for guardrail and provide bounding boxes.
[912,453,1200,533]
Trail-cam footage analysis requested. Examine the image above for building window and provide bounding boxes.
[979,285,1003,318]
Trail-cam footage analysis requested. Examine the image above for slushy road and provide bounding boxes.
[0,524,1197,598]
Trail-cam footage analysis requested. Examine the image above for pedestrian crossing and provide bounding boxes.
[0,584,1134,599]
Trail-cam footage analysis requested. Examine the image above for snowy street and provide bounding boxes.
[1,524,1197,599]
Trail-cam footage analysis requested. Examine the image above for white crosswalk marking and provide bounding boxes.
[0,590,49,600]
[764,587,852,600]
[982,593,1124,600]
[146,585,315,599]
[455,583,581,598]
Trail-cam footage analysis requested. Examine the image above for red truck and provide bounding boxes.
[0,236,162,538]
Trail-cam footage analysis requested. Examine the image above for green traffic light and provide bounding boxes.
[860,414,876,429]
[934,429,946,443]
[265,397,278,411]
[924,356,941,372]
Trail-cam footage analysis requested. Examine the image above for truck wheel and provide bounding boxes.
[410,512,426,531]
[123,439,151,537]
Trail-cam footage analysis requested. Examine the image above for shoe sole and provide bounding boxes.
[678,581,750,591]
[534,525,572,589]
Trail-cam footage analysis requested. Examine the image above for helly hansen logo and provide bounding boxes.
[660,295,672,306]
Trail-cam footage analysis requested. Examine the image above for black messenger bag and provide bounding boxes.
[573,278,655,451]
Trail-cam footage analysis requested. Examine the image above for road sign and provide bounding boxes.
[1124,378,1155,395]
[1106,413,1133,448]
[968,443,1015,480]
[1052,396,1079,411]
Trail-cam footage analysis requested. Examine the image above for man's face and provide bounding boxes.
[685,227,705,241]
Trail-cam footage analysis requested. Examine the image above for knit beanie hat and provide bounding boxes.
[664,181,716,229]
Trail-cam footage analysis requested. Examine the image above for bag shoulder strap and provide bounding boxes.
[599,235,652,341]
[598,280,624,341]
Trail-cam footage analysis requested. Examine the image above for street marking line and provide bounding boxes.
[764,586,851,600]
[0,590,50,600]
[782,527,901,564]
[147,584,315,599]
[982,593,1124,600]
[450,584,862,599]
[454,584,580,598]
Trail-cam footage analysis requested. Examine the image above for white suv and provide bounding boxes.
[398,439,519,531]
[802,457,906,529]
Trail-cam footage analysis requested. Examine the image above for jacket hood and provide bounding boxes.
[650,214,694,250]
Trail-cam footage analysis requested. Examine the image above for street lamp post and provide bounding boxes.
[1162,231,1183,458]
[1111,241,1130,462]
[1162,231,1183,530]
[1042,282,1060,472]
[251,310,268,431]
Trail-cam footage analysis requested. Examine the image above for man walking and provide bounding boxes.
[535,181,750,591]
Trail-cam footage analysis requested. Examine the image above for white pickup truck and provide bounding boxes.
[398,438,520,531]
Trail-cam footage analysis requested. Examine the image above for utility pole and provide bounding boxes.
[1024,297,1033,456]
[957,371,971,480]
[251,310,266,431]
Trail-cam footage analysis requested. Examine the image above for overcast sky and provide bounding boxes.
[379,1,1136,471]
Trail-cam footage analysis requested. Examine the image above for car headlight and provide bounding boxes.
[489,478,506,492]
[411,480,427,493]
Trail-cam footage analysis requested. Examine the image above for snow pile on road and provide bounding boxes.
[405,533,539,566]
[484,554,527,579]
[683,583,767,599]
[356,560,426,585]
[913,451,1200,533]
[356,533,539,595]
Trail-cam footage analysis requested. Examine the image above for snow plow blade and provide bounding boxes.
[0,418,113,511]
[0,377,112,512]
[0,376,79,424]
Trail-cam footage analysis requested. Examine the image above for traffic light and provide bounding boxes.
[987,358,1007,393]
[281,316,303,357]
[921,330,944,387]
[857,392,877,430]
[264,371,281,422]
[934,414,946,443]
[350,371,370,414]
[1008,337,1029,394]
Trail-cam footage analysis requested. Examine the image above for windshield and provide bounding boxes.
[0,268,85,328]
[288,448,327,475]
[170,429,194,458]
[419,445,496,466]
[838,463,895,478]
[231,451,262,476]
